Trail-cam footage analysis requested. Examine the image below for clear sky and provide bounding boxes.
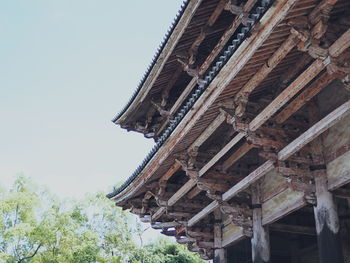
[0,1,184,199]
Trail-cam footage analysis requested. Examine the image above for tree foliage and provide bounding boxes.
[0,177,204,263]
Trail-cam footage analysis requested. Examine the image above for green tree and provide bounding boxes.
[0,177,204,263]
[129,238,204,263]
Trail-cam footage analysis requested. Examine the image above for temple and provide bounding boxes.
[107,0,350,261]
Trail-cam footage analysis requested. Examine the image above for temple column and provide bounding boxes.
[214,209,227,263]
[251,184,270,263]
[308,101,344,263]
[341,201,350,263]
[313,171,344,263]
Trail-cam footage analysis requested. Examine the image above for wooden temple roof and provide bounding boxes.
[108,0,350,260]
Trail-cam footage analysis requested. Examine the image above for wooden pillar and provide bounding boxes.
[214,209,227,263]
[341,202,350,263]
[308,101,344,263]
[342,236,350,263]
[251,184,270,263]
[313,172,344,263]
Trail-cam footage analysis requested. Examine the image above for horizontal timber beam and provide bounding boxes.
[168,0,258,117]
[278,99,350,161]
[269,223,316,236]
[141,0,298,219]
[275,72,336,123]
[188,112,227,152]
[188,99,350,226]
[249,28,350,132]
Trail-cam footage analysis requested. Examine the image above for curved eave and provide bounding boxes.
[107,0,277,202]
[112,0,203,126]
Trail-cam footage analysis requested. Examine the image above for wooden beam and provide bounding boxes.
[152,207,166,221]
[187,0,227,67]
[223,161,275,202]
[247,28,350,131]
[160,161,181,183]
[278,99,350,161]
[199,133,246,176]
[332,188,350,199]
[269,223,316,236]
[314,171,345,263]
[249,58,327,131]
[251,184,270,263]
[127,0,298,216]
[188,161,274,227]
[329,29,350,58]
[168,179,197,206]
[188,112,227,152]
[234,33,299,117]
[187,97,350,224]
[169,0,258,116]
[188,200,219,227]
[275,72,336,123]
[222,142,254,172]
[214,209,227,263]
[117,0,203,123]
[200,0,258,72]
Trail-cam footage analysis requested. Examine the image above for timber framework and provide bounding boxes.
[108,0,350,262]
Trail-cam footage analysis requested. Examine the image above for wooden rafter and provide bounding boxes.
[187,98,350,226]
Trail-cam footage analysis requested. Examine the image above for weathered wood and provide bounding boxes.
[187,161,274,226]
[187,103,349,224]
[199,133,246,176]
[160,67,183,107]
[214,209,227,263]
[249,58,327,131]
[223,161,275,202]
[329,29,350,58]
[115,0,298,212]
[187,0,226,67]
[275,72,336,123]
[198,0,258,75]
[269,223,316,236]
[152,207,166,221]
[168,179,197,206]
[188,112,227,153]
[188,187,202,200]
[251,184,270,263]
[332,188,350,199]
[248,28,350,132]
[308,101,345,263]
[308,0,338,25]
[160,161,181,182]
[116,0,203,123]
[234,33,299,117]
[278,99,350,161]
[158,161,182,196]
[222,142,254,172]
[314,171,345,263]
[167,0,257,119]
[188,200,219,227]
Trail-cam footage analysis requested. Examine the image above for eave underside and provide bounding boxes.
[111,0,350,260]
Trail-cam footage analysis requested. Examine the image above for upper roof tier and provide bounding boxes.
[113,0,240,139]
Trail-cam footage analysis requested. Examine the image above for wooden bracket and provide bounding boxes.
[176,56,200,78]
[175,159,199,180]
[151,101,171,118]
[141,191,156,215]
[220,202,252,231]
[234,92,250,117]
[307,43,329,60]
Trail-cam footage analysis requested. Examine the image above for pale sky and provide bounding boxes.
[0,1,184,199]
